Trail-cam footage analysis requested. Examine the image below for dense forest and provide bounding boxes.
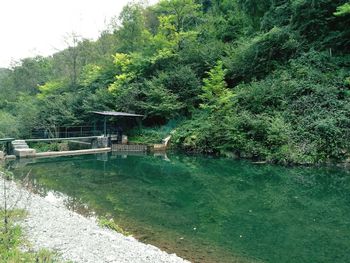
[0,0,349,164]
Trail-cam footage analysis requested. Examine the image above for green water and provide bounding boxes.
[9,153,350,263]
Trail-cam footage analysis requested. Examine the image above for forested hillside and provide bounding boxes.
[0,0,349,164]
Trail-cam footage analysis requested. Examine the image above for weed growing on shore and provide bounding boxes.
[98,216,130,236]
[0,170,59,262]
[0,208,58,262]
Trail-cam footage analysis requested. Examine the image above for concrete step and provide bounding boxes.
[13,148,36,158]
[12,140,26,143]
[13,145,29,149]
[11,140,35,158]
[12,140,27,145]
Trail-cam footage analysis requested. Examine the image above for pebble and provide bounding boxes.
[0,178,189,263]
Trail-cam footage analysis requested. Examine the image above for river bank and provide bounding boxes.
[0,176,189,263]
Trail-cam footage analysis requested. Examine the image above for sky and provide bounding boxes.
[0,0,158,68]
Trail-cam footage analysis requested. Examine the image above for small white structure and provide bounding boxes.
[153,136,171,152]
[12,140,36,158]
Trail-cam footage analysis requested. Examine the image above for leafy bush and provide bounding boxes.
[174,51,350,164]
[224,26,300,84]
[29,142,69,152]
[0,111,19,138]
[129,119,183,144]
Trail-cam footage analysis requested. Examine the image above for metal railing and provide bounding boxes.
[30,126,105,139]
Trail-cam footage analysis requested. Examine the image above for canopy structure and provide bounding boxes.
[91,111,143,117]
[91,111,143,136]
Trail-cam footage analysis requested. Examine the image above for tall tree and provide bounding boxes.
[115,2,148,53]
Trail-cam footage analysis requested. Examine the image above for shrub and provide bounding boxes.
[174,51,350,164]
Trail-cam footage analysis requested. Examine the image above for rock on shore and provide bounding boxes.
[0,178,189,263]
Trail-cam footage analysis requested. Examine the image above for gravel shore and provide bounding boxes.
[0,177,189,263]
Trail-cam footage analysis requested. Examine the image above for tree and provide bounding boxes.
[140,81,185,122]
[237,0,272,30]
[10,56,53,94]
[115,2,149,53]
[200,61,234,112]
[62,32,82,88]
[158,0,201,33]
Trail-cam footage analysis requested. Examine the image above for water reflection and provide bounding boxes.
[9,153,350,263]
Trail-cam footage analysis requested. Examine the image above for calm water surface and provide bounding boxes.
[9,153,350,263]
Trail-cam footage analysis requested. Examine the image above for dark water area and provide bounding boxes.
[8,153,350,263]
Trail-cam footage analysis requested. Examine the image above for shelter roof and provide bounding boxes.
[91,111,143,117]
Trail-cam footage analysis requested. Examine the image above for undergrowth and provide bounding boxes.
[98,216,129,236]
[0,209,59,263]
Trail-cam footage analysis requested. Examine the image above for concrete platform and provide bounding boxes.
[13,148,36,158]
[35,148,111,158]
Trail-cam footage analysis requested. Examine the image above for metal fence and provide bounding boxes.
[30,126,105,139]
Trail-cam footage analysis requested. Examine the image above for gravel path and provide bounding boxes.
[0,177,189,263]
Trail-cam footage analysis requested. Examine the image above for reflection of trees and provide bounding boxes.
[10,154,350,263]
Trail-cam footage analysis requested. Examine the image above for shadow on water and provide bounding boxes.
[8,153,350,263]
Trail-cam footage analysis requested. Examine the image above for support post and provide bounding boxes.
[6,142,10,154]
[104,116,107,137]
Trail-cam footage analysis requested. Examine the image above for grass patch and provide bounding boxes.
[28,142,69,153]
[98,216,129,236]
[0,209,60,263]
[128,119,181,145]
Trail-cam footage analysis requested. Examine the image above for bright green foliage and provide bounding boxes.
[334,2,350,16]
[37,80,67,99]
[158,0,201,33]
[98,216,129,235]
[200,61,234,112]
[108,53,149,93]
[79,64,102,87]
